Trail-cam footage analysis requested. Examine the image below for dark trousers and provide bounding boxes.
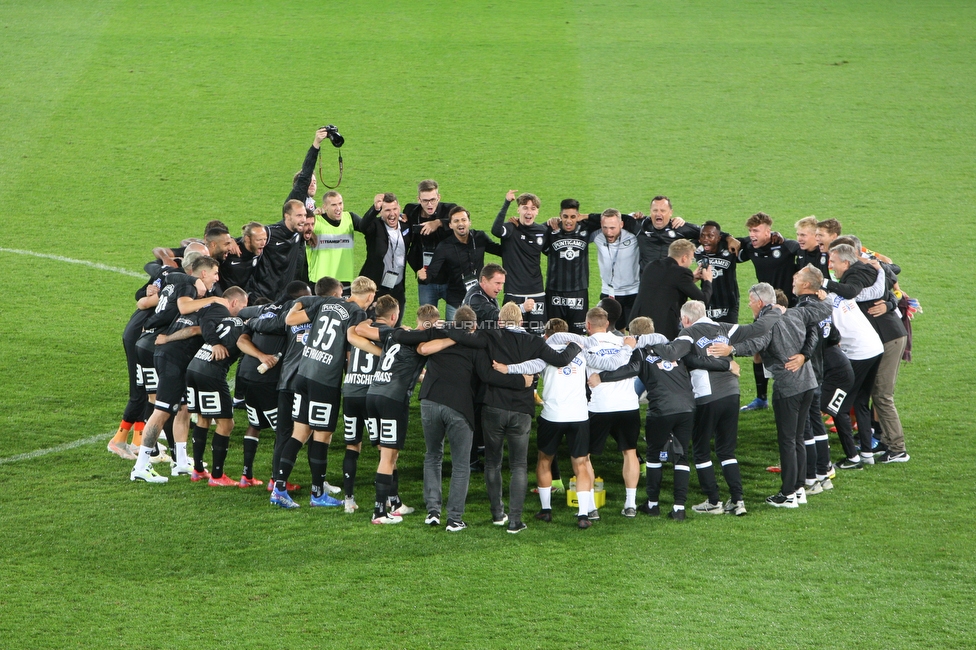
[122,331,148,424]
[753,361,769,401]
[803,386,828,479]
[272,390,296,480]
[376,281,406,327]
[482,406,532,523]
[821,345,855,456]
[692,395,743,502]
[645,412,694,506]
[833,355,881,460]
[772,389,815,495]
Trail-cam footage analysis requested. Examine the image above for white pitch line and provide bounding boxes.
[0,247,145,279]
[0,249,143,465]
[0,433,112,465]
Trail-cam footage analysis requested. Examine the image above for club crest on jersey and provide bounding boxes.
[773,249,781,258]
[721,250,729,257]
[536,235,544,245]
[656,360,676,371]
[668,230,676,238]
[560,248,579,260]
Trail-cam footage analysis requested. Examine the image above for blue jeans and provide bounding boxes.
[417,282,448,312]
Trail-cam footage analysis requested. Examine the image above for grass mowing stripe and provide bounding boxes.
[0,248,146,279]
[0,433,111,465]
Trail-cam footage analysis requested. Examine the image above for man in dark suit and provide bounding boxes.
[358,193,411,325]
[629,239,712,340]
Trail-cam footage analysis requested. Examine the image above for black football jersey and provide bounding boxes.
[366,326,427,403]
[545,225,592,293]
[295,296,363,387]
[187,304,246,378]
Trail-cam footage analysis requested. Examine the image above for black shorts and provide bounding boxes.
[588,409,641,454]
[365,394,409,450]
[537,418,589,458]
[136,344,158,394]
[342,395,370,445]
[153,353,189,414]
[244,379,279,430]
[504,293,546,334]
[546,290,588,335]
[186,370,233,419]
[292,375,341,431]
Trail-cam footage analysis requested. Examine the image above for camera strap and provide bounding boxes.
[320,151,343,189]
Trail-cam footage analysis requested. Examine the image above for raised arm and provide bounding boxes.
[492,194,514,238]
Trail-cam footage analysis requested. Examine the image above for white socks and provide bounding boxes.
[625,488,637,509]
[539,486,551,510]
[577,490,593,517]
[175,442,188,466]
[134,446,153,472]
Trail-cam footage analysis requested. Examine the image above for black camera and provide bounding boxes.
[698,257,710,269]
[321,124,344,148]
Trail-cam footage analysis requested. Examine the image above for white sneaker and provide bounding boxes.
[795,487,807,504]
[723,499,747,516]
[323,481,342,495]
[344,497,359,514]
[860,452,876,465]
[806,481,824,496]
[691,500,725,515]
[820,477,834,491]
[371,513,403,525]
[390,503,415,517]
[171,463,193,477]
[130,465,168,484]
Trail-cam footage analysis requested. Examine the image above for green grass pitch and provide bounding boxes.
[1,1,975,648]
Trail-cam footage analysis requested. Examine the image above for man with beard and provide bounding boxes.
[248,199,306,302]
[419,207,502,320]
[219,222,267,292]
[359,193,411,324]
[628,196,740,271]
